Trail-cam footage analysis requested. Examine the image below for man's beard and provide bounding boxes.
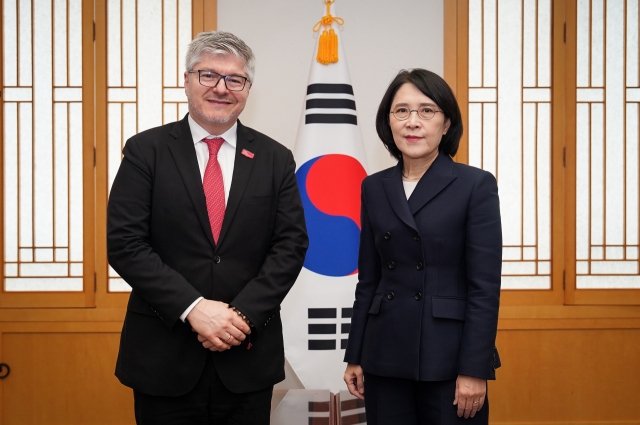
[188,98,239,125]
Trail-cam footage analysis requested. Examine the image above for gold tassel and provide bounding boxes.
[313,0,344,65]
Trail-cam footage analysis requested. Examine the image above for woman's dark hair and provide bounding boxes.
[376,69,463,160]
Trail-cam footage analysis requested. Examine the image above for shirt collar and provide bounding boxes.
[188,114,238,148]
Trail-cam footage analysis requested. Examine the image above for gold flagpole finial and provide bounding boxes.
[313,0,344,65]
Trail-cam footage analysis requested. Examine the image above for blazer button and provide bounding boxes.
[416,262,423,270]
[388,261,395,269]
[213,255,221,264]
[384,232,391,240]
[413,234,421,241]
[387,292,395,300]
[414,292,422,300]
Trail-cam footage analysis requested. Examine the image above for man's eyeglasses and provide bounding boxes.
[188,70,249,92]
[391,106,444,121]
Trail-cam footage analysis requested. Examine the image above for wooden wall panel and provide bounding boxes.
[490,328,640,424]
[1,332,134,425]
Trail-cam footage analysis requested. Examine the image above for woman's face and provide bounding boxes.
[389,83,451,163]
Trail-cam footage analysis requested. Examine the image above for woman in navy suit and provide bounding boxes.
[343,69,502,424]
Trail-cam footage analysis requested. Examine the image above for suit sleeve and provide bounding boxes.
[344,179,381,364]
[457,171,502,379]
[107,138,202,327]
[230,150,309,335]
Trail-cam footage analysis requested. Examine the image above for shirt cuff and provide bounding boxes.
[180,297,204,322]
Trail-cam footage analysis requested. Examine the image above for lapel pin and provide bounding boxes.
[241,149,255,159]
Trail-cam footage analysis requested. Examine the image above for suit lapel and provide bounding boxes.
[407,153,457,215]
[167,115,216,249]
[217,121,256,246]
[382,162,418,231]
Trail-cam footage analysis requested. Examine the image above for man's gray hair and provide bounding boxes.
[185,31,255,82]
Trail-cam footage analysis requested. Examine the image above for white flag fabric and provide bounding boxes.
[282,2,368,391]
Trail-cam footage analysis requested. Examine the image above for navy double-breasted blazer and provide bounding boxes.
[344,153,502,381]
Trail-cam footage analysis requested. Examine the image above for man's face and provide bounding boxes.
[184,53,251,135]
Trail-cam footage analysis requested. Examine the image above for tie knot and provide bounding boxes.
[203,137,225,155]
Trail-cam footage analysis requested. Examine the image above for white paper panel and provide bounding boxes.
[523,88,551,102]
[122,0,137,87]
[34,247,54,262]
[164,88,188,102]
[468,0,483,88]
[483,0,497,87]
[54,103,69,247]
[522,0,537,87]
[163,0,178,87]
[5,278,83,291]
[503,247,521,260]
[53,0,68,87]
[627,89,640,102]
[54,88,83,101]
[577,88,605,102]
[502,261,536,275]
[3,88,33,101]
[3,0,18,86]
[502,276,550,289]
[21,263,68,277]
[19,0,33,86]
[482,103,497,177]
[468,88,497,102]
[591,0,604,86]
[68,0,82,86]
[19,103,33,248]
[4,104,19,262]
[576,0,590,87]
[109,278,132,292]
[107,0,121,86]
[537,103,551,259]
[628,0,639,87]
[108,88,137,102]
[468,103,482,168]
[627,104,639,245]
[5,264,18,277]
[627,247,639,260]
[577,276,640,289]
[537,0,551,87]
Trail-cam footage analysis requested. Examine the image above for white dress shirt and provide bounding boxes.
[180,116,238,322]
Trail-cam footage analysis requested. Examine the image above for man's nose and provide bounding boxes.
[211,78,229,94]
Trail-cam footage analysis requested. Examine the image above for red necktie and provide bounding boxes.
[202,138,226,243]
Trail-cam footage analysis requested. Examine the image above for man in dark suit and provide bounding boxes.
[107,31,308,425]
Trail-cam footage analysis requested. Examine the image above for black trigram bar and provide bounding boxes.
[341,323,351,334]
[307,83,354,95]
[308,401,331,412]
[342,308,354,318]
[309,324,337,334]
[305,114,357,125]
[308,308,337,319]
[341,398,365,411]
[306,98,356,110]
[341,412,367,425]
[309,417,330,425]
[340,338,348,349]
[309,340,337,350]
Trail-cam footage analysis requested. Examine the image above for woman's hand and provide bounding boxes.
[343,364,365,400]
[453,375,486,418]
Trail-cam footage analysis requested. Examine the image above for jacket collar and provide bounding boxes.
[167,115,256,249]
[382,153,457,231]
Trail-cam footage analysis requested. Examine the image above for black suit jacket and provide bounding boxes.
[107,115,308,396]
[344,153,501,381]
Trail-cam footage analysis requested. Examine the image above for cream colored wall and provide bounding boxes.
[217,0,445,175]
